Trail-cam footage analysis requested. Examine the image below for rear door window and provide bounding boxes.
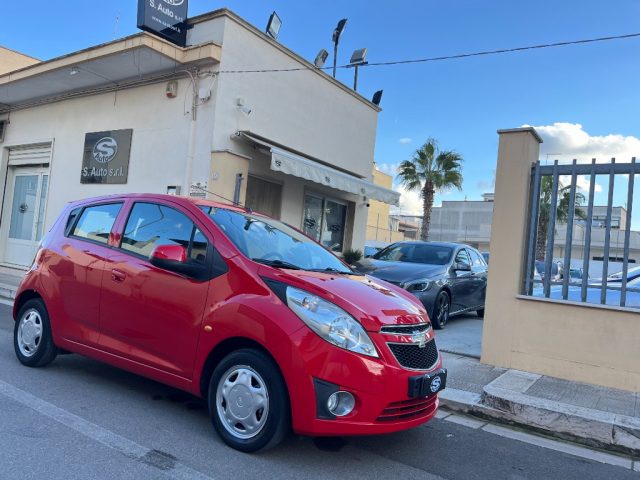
[71,203,122,245]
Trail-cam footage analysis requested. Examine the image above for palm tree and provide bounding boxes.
[536,176,586,260]
[397,138,463,241]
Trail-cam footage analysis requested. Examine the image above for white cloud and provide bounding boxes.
[376,162,398,177]
[399,137,412,145]
[391,184,422,216]
[527,123,640,163]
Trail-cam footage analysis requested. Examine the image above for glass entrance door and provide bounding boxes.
[4,168,49,266]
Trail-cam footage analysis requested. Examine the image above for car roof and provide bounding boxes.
[67,193,249,214]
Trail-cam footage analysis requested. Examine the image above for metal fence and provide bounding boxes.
[523,157,640,309]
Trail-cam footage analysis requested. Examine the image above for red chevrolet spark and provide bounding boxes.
[13,194,446,452]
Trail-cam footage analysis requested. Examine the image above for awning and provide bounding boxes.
[235,131,400,206]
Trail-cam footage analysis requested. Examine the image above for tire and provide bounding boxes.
[208,348,290,453]
[14,298,57,368]
[476,308,485,318]
[431,291,450,330]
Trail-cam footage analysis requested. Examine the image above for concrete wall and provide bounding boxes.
[2,78,216,231]
[481,128,640,392]
[0,47,39,75]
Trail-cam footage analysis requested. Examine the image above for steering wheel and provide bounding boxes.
[261,252,284,261]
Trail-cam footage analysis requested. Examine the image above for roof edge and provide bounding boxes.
[189,9,382,112]
[497,127,543,144]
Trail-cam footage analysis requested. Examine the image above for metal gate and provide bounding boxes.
[523,157,640,308]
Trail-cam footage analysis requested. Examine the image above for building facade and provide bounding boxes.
[366,167,404,246]
[0,9,398,269]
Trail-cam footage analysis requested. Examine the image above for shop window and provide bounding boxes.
[303,194,347,252]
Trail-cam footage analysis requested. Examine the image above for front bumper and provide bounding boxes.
[287,328,444,436]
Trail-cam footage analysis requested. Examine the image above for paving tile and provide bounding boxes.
[525,375,636,417]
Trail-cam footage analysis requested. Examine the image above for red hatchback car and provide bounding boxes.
[13,194,446,452]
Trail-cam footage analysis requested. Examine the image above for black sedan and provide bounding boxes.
[354,241,488,329]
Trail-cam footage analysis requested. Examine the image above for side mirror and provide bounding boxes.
[151,244,187,263]
[454,262,471,272]
[150,244,207,279]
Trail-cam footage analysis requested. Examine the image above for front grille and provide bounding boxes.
[380,323,430,335]
[387,339,439,370]
[377,395,438,422]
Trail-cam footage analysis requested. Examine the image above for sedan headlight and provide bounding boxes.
[406,279,433,292]
[285,286,378,358]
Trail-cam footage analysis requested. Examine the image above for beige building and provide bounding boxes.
[0,46,39,76]
[366,167,404,246]
[0,9,398,270]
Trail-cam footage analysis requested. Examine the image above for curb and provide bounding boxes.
[439,371,640,457]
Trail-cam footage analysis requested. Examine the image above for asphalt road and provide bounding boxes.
[0,304,636,480]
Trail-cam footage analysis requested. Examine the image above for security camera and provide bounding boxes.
[239,106,252,115]
[365,202,370,207]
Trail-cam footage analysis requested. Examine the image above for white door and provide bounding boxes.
[3,167,49,266]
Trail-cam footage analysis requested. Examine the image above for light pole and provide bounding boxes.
[332,19,347,78]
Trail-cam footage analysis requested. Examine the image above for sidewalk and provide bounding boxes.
[439,351,640,457]
[0,270,23,304]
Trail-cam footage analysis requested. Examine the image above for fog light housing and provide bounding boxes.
[327,391,355,417]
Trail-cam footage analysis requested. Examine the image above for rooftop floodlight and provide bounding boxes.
[314,49,329,68]
[348,48,368,91]
[372,89,383,106]
[331,18,348,78]
[350,48,368,65]
[266,11,282,40]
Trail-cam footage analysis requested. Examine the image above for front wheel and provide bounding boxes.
[208,349,290,452]
[431,291,450,330]
[14,298,57,367]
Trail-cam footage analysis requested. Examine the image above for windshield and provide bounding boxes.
[201,206,352,273]
[373,243,453,265]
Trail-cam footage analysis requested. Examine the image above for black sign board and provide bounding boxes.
[137,0,189,47]
[81,130,133,184]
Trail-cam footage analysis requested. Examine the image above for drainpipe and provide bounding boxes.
[183,70,199,196]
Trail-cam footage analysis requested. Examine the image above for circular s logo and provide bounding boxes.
[92,137,118,163]
[162,0,184,5]
[430,376,441,393]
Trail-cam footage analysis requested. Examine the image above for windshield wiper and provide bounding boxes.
[307,267,359,275]
[252,258,302,270]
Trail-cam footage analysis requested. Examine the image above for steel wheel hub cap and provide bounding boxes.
[17,309,43,357]
[216,366,269,439]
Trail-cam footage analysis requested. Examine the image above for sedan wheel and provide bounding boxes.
[432,291,450,330]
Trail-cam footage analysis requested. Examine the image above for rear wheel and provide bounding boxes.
[431,291,450,330]
[14,298,57,367]
[208,349,290,452]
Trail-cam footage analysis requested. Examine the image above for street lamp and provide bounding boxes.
[348,48,368,91]
[332,18,347,78]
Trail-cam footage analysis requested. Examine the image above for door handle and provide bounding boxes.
[111,269,126,282]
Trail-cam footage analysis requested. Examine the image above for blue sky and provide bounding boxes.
[3,0,640,215]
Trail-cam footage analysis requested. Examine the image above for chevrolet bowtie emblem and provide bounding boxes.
[411,331,427,348]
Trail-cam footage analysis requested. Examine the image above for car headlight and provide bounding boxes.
[406,279,433,292]
[285,286,378,358]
